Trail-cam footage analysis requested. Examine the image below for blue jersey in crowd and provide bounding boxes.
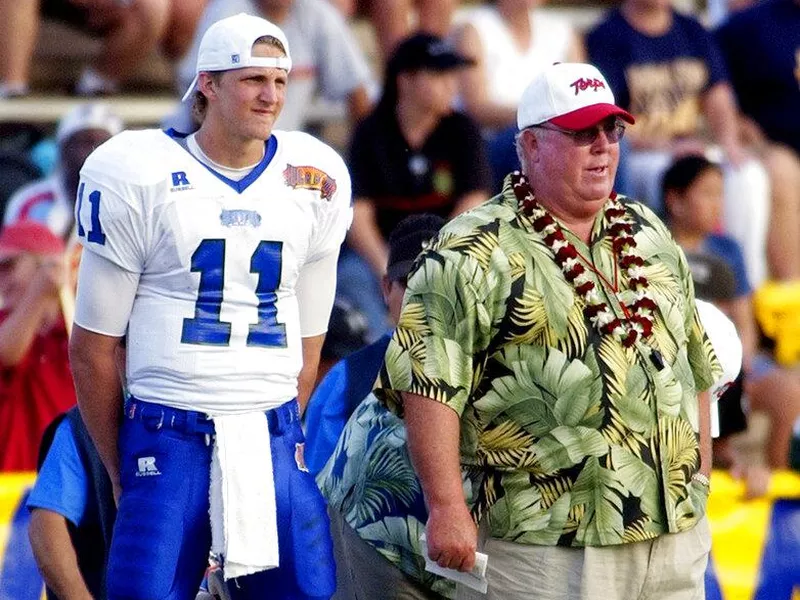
[304,334,391,475]
[716,0,800,156]
[587,9,729,141]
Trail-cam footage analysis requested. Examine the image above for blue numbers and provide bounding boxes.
[181,239,231,346]
[181,239,286,348]
[248,241,287,347]
[76,184,106,245]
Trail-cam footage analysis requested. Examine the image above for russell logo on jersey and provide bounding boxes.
[170,171,195,193]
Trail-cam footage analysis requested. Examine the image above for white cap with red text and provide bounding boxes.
[181,13,292,102]
[517,62,635,131]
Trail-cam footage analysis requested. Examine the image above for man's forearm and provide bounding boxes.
[403,392,466,508]
[28,510,93,600]
[69,326,124,488]
[699,390,712,477]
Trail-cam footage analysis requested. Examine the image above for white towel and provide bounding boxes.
[209,412,280,580]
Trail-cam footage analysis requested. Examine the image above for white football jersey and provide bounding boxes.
[76,129,352,414]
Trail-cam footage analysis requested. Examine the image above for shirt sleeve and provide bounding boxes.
[75,169,147,274]
[74,249,140,337]
[296,250,339,337]
[307,160,352,261]
[377,246,490,417]
[26,420,91,527]
[706,235,752,297]
[696,19,729,88]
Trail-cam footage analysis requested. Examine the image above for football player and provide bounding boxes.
[69,12,351,600]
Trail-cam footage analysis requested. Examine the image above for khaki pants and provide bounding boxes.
[457,517,711,600]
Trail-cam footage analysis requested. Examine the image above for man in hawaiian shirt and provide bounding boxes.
[374,62,720,600]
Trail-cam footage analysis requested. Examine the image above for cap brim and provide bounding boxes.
[181,75,199,103]
[0,247,22,261]
[550,103,635,130]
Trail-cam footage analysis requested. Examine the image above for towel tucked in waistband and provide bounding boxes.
[209,412,279,580]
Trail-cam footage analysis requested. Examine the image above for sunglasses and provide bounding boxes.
[0,256,20,272]
[534,119,626,146]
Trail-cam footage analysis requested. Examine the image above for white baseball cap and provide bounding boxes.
[517,62,635,131]
[56,102,123,145]
[696,297,742,395]
[181,13,292,102]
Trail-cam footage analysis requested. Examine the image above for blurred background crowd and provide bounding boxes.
[1,0,800,493]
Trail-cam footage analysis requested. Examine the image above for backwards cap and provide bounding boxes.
[182,13,292,102]
[517,62,635,131]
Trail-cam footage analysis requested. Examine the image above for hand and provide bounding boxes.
[30,258,66,299]
[722,139,748,168]
[425,502,478,573]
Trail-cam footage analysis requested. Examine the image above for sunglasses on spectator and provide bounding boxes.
[0,256,20,273]
[534,118,626,146]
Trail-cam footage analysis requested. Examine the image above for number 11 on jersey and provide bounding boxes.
[180,239,288,348]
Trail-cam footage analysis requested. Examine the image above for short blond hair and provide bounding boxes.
[191,35,288,125]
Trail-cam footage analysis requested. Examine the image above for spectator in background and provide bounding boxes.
[716,0,800,280]
[4,103,123,240]
[341,33,490,340]
[664,154,800,469]
[687,252,770,498]
[28,406,117,600]
[327,0,457,62]
[316,213,448,600]
[313,297,369,389]
[0,221,71,472]
[586,0,777,289]
[454,0,584,188]
[0,0,176,97]
[173,0,373,133]
[716,0,800,157]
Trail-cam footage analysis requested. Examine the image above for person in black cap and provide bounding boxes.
[314,214,450,600]
[337,32,492,343]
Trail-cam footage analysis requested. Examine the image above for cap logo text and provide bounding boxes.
[570,78,606,95]
[231,54,240,64]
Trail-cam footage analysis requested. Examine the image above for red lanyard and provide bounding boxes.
[573,245,631,318]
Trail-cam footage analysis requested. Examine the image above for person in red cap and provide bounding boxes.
[0,220,73,471]
[374,62,721,600]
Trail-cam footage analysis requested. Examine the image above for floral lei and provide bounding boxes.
[510,171,657,348]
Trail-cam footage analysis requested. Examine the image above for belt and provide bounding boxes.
[126,397,300,437]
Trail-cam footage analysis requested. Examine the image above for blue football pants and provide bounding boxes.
[106,399,336,600]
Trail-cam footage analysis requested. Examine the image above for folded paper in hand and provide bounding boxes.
[419,535,489,594]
